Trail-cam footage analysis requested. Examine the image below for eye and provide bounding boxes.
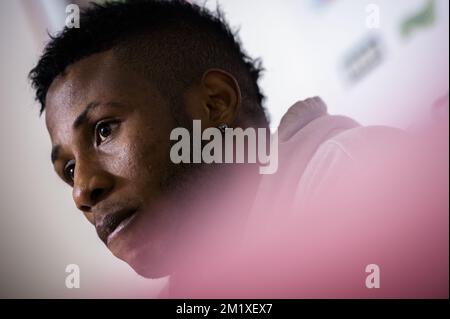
[95,120,120,145]
[63,160,75,182]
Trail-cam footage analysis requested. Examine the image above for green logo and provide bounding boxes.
[400,0,436,39]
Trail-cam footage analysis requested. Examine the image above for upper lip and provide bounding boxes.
[95,208,137,245]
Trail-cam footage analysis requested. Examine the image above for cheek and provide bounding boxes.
[107,141,152,181]
[134,134,171,178]
[109,130,171,185]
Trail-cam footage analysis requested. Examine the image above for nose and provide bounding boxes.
[72,160,115,213]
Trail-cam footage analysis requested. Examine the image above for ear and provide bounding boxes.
[195,69,241,126]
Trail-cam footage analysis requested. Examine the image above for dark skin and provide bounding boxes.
[45,49,246,278]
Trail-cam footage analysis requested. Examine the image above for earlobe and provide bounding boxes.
[201,69,241,126]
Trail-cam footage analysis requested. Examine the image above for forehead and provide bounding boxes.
[44,50,156,141]
[45,51,116,133]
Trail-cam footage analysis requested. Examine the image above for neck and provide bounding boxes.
[167,162,262,295]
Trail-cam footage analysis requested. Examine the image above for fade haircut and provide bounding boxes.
[29,0,269,127]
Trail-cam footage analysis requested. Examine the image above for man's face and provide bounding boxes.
[45,50,184,277]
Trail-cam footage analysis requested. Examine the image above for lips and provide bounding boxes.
[96,208,137,245]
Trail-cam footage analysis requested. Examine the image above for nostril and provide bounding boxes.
[79,205,91,213]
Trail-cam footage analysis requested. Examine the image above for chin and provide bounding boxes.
[128,253,174,279]
[112,237,176,279]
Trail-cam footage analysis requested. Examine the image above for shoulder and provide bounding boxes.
[293,125,411,210]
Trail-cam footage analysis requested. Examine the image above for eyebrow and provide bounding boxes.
[51,101,125,164]
[73,101,101,129]
[51,145,61,164]
[73,101,124,129]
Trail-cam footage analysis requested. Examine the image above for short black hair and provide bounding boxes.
[29,0,268,127]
